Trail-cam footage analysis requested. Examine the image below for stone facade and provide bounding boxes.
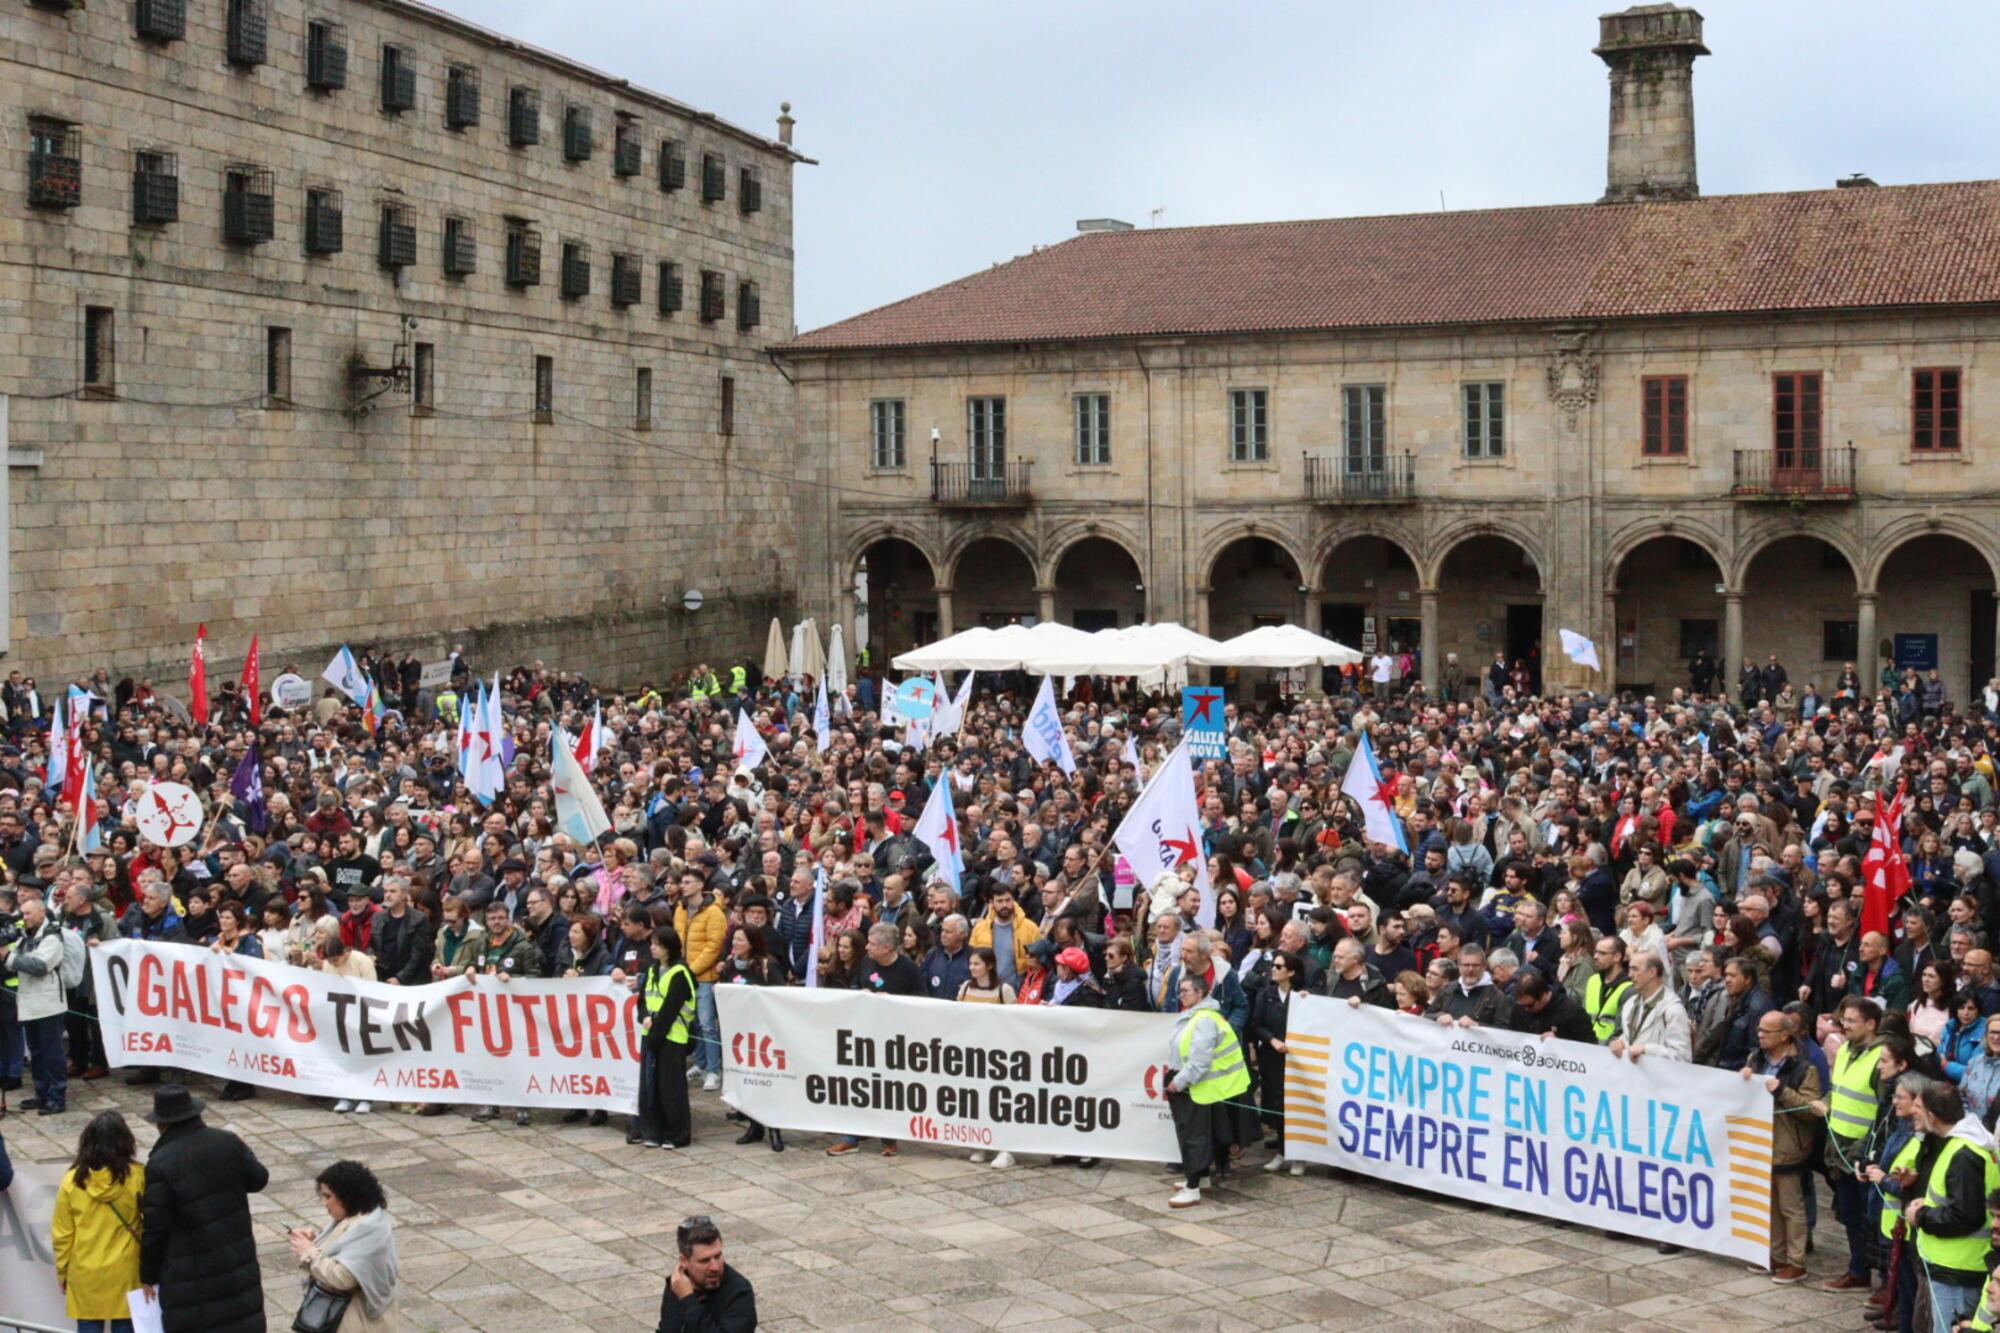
[1,0,803,688]
[787,310,2000,703]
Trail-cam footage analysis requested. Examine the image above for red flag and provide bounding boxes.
[189,623,210,727]
[1860,782,1911,938]
[60,696,86,813]
[242,634,262,726]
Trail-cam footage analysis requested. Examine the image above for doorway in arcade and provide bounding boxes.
[1436,535,1544,693]
[1875,534,1997,706]
[1320,535,1420,689]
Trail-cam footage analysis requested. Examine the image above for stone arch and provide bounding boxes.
[1310,519,1426,586]
[1603,517,1728,587]
[853,531,943,665]
[1860,516,2000,594]
[1049,533,1148,630]
[1203,529,1309,642]
[1198,522,1309,590]
[941,524,1039,590]
[1869,527,1999,704]
[947,529,1042,629]
[1609,531,1729,692]
[1040,521,1147,590]
[1420,518,1547,592]
[845,522,940,586]
[1726,522,1863,592]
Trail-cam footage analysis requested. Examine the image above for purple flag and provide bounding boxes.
[231,741,268,835]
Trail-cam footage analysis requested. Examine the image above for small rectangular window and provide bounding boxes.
[226,0,267,66]
[701,152,726,203]
[1074,392,1110,465]
[1463,382,1504,459]
[28,118,82,210]
[657,261,682,315]
[444,65,480,128]
[635,367,652,429]
[736,279,760,331]
[533,354,553,423]
[306,20,347,91]
[412,341,433,413]
[1823,619,1859,662]
[1642,374,1689,456]
[698,269,725,322]
[659,139,686,192]
[871,399,906,470]
[82,305,114,395]
[1913,367,1961,452]
[379,43,416,113]
[719,374,735,438]
[265,325,291,405]
[1343,385,1386,472]
[1229,388,1268,462]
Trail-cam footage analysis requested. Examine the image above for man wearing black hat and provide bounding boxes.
[140,1084,270,1333]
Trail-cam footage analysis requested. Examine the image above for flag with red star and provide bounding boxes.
[1350,730,1409,855]
[913,775,962,896]
[1112,735,1215,926]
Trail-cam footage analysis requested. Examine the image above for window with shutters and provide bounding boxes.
[306,20,347,90]
[967,397,1006,481]
[304,187,343,254]
[635,367,652,429]
[533,355,553,423]
[1229,388,1268,463]
[1773,372,1823,468]
[657,261,682,315]
[265,326,291,406]
[132,149,178,225]
[226,0,267,66]
[871,399,906,470]
[380,44,416,113]
[1642,375,1689,456]
[445,65,480,128]
[659,140,686,192]
[1462,382,1504,459]
[82,306,114,397]
[1913,368,1961,452]
[1074,393,1110,465]
[1343,385,1386,473]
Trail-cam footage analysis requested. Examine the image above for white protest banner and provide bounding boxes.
[1282,996,1773,1265]
[269,672,312,710]
[0,1160,76,1330]
[92,940,641,1111]
[716,987,1180,1161]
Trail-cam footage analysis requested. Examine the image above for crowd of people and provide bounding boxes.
[5,643,2000,1329]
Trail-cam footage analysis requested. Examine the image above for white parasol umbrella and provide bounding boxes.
[1188,624,1364,668]
[788,620,809,684]
[797,618,827,682]
[762,617,789,681]
[827,622,849,694]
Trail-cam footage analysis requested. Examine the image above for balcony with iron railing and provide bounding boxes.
[1730,446,1856,500]
[930,459,1032,507]
[1304,451,1416,503]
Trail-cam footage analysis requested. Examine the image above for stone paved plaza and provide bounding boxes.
[0,1076,1867,1332]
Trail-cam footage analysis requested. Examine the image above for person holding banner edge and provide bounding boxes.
[633,925,697,1150]
[1165,971,1250,1208]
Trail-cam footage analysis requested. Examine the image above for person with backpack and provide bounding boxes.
[0,882,68,1115]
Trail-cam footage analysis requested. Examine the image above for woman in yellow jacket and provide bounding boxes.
[52,1110,146,1333]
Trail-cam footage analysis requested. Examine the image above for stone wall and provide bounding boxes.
[1,0,802,687]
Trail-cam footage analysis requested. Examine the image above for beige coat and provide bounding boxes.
[299,1215,397,1333]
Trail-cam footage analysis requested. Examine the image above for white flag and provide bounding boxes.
[1023,676,1076,775]
[912,778,962,896]
[929,671,957,734]
[1558,629,1601,672]
[321,645,371,706]
[1112,736,1213,925]
[1122,731,1143,780]
[476,673,507,801]
[813,677,831,755]
[947,670,974,736]
[804,865,827,987]
[551,728,611,845]
[732,706,769,773]
[904,711,929,754]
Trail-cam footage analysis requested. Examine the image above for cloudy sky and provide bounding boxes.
[435,1,1995,333]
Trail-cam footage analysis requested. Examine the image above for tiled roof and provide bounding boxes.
[782,180,2000,353]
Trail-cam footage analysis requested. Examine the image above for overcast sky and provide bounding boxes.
[435,1,1996,333]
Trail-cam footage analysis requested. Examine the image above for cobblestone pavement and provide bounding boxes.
[3,1078,1861,1332]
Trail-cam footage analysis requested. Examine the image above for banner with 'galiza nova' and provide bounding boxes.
[1282,996,1774,1265]
[93,940,641,1111]
[715,986,1180,1161]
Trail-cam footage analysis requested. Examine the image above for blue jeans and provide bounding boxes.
[694,982,719,1074]
[23,1013,66,1108]
[1931,1279,1979,1333]
[78,1320,135,1333]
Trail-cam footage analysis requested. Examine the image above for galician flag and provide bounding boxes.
[1348,730,1410,855]
[478,673,507,796]
[321,645,371,706]
[1112,736,1213,926]
[912,776,962,896]
[551,727,612,846]
[456,680,476,784]
[813,677,831,755]
[804,865,827,988]
[46,686,68,792]
[69,753,103,855]
[732,706,769,773]
[945,670,974,736]
[1023,675,1076,775]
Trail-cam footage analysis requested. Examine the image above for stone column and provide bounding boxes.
[1723,590,1744,675]
[1856,592,1877,689]
[1303,588,1323,634]
[1419,588,1440,692]
[1542,330,1603,694]
[934,585,954,640]
[1036,585,1056,626]
[1195,586,1212,638]
[1602,590,1621,693]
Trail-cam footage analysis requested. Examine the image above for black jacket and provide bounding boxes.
[1502,988,1596,1044]
[659,1262,757,1333]
[140,1117,270,1333]
[1712,986,1774,1071]
[1102,962,1149,1012]
[371,907,436,985]
[1325,964,1393,1008]
[1911,1131,1997,1283]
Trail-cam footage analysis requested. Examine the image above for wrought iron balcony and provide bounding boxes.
[931,460,1032,507]
[1731,446,1856,500]
[1305,451,1415,503]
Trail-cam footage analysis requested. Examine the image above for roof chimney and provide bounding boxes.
[1594,5,1708,203]
[777,102,794,147]
[1837,172,1878,189]
[1076,218,1134,233]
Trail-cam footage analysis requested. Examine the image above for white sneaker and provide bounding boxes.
[1168,1187,1202,1208]
[968,1151,990,1164]
[989,1151,1016,1170]
[1288,1161,1305,1177]
[353,1101,373,1115]
[1262,1154,1286,1173]
[332,1099,354,1113]
[702,1073,721,1092]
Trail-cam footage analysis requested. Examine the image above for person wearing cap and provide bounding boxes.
[139,1084,270,1333]
[2,882,67,1115]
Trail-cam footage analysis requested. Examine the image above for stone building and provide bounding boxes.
[781,5,2000,706]
[2,0,804,686]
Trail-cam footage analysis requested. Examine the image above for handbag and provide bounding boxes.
[291,1279,352,1333]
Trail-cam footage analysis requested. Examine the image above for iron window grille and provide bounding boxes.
[506,223,541,286]
[380,44,416,112]
[701,152,725,202]
[28,119,82,209]
[378,201,415,269]
[614,122,641,177]
[658,140,685,191]
[508,86,539,146]
[739,167,761,214]
[307,20,347,90]
[698,268,725,322]
[563,105,592,161]
[611,253,641,307]
[226,0,267,65]
[135,0,185,43]
[657,261,682,314]
[304,188,343,254]
[560,241,590,298]
[223,166,275,243]
[445,65,480,128]
[443,215,476,275]
[132,149,178,225]
[736,279,760,330]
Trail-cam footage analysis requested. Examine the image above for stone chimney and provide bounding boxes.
[1594,5,1708,203]
[777,102,794,147]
